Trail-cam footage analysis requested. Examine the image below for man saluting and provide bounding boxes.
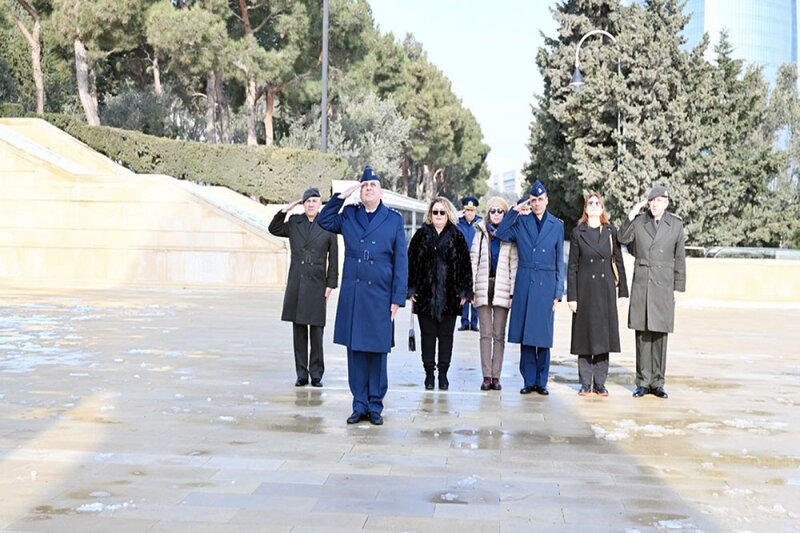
[317,166,408,425]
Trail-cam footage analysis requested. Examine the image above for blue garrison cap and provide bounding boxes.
[461,196,479,209]
[360,165,381,183]
[517,197,528,205]
[529,180,547,197]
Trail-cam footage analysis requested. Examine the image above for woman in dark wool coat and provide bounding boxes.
[567,193,628,397]
[407,197,473,390]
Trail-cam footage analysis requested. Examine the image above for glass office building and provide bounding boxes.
[682,0,799,85]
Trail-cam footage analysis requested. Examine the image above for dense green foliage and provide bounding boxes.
[18,112,350,203]
[527,0,800,248]
[0,0,489,202]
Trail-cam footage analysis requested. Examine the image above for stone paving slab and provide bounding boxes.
[0,288,798,532]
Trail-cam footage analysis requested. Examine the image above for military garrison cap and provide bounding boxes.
[461,197,479,209]
[529,180,547,197]
[360,165,381,184]
[648,185,669,200]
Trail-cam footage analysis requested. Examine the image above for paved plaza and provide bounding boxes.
[0,288,798,532]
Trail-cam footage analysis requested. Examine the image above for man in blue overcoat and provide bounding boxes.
[456,197,481,331]
[317,166,408,425]
[495,180,565,396]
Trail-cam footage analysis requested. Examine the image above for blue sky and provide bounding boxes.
[368,0,560,178]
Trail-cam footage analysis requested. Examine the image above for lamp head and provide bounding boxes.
[569,66,585,92]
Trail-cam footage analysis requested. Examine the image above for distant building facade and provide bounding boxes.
[487,168,524,197]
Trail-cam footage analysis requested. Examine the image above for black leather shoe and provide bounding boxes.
[536,386,549,396]
[520,386,535,394]
[632,386,647,397]
[310,379,323,387]
[346,411,365,424]
[652,387,669,398]
[368,412,384,425]
[295,378,309,387]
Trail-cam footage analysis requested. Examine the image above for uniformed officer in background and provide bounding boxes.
[457,196,481,331]
[317,166,408,425]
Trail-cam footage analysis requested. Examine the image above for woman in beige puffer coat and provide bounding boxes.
[471,197,518,391]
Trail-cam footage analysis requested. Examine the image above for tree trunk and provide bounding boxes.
[74,38,99,125]
[245,75,258,145]
[12,2,44,115]
[89,62,98,116]
[401,154,409,196]
[215,71,231,144]
[152,50,162,96]
[205,70,218,144]
[264,89,276,146]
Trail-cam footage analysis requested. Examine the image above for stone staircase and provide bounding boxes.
[0,118,288,288]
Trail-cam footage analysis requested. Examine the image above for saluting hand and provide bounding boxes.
[281,198,304,213]
[628,200,648,220]
[339,182,363,200]
[390,303,400,321]
[513,198,532,213]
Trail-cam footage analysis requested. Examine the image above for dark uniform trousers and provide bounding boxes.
[293,324,324,381]
[635,330,668,388]
[460,302,478,329]
[347,349,388,415]
[520,346,550,389]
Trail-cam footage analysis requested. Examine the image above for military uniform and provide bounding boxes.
[268,188,338,386]
[456,197,481,330]
[316,167,408,420]
[495,181,565,394]
[617,187,686,394]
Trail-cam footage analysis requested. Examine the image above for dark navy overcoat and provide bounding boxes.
[495,210,565,347]
[317,196,408,353]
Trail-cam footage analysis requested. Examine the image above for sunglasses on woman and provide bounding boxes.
[488,208,505,214]
[431,209,447,216]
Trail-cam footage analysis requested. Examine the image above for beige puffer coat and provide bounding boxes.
[471,219,518,308]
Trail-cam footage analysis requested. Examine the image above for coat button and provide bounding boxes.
[301,261,304,264]
[590,258,593,263]
[542,249,546,252]
[659,249,663,253]
[372,241,376,245]
[592,274,595,279]
[539,281,543,286]
[368,281,372,285]
[358,259,361,263]
[601,273,605,278]
[533,248,536,252]
[360,239,364,243]
[356,278,360,282]
[601,258,605,262]
[370,260,374,264]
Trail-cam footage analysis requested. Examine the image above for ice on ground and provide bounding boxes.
[592,419,685,441]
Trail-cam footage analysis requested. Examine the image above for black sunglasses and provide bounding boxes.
[488,208,505,214]
[431,209,447,216]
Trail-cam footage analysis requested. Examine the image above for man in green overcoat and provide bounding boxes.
[618,185,686,399]
[269,188,339,387]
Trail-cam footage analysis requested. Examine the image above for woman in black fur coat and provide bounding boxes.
[408,197,474,390]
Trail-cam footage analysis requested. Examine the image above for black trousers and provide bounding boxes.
[293,323,324,381]
[417,314,457,370]
[635,330,668,388]
[577,353,609,388]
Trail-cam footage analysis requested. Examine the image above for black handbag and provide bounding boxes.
[408,312,416,352]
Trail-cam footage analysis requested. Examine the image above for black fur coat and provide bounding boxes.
[407,222,474,320]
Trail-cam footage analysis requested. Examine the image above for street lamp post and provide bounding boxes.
[569,29,622,168]
[320,0,329,153]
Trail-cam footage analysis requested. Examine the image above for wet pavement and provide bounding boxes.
[0,288,798,532]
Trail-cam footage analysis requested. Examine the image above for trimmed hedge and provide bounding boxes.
[1,109,349,203]
[0,103,26,117]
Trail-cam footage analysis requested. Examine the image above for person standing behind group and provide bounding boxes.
[268,187,338,388]
[471,197,518,391]
[457,197,481,331]
[567,193,628,397]
[496,180,565,396]
[317,166,408,425]
[618,185,686,399]
[407,198,473,391]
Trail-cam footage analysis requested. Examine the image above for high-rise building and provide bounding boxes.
[487,168,524,197]
[682,0,798,85]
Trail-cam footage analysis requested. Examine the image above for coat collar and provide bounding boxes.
[532,210,556,245]
[355,201,389,237]
[645,210,673,240]
[293,214,324,244]
[577,222,611,257]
